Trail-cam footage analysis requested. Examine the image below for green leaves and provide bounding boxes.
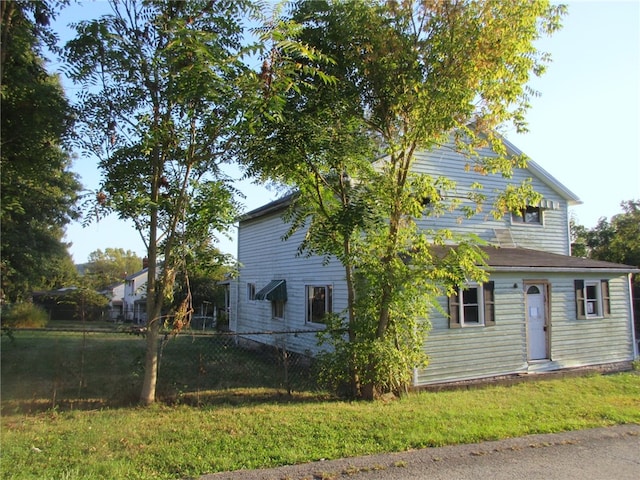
[1,0,80,302]
[63,0,258,404]
[66,0,249,258]
[572,200,640,269]
[493,179,542,220]
[84,248,144,290]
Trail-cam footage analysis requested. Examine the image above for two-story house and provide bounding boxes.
[123,267,149,324]
[101,282,125,321]
[231,138,638,387]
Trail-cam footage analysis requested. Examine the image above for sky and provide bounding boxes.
[52,1,640,263]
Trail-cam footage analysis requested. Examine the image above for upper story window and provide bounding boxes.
[511,206,542,225]
[448,282,495,328]
[306,285,333,324]
[575,280,610,319]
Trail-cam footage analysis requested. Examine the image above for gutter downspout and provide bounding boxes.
[233,275,239,346]
[629,273,638,358]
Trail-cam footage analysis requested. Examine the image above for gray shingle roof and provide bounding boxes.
[478,246,637,272]
[239,193,295,222]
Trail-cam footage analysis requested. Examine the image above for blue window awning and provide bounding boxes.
[255,280,287,302]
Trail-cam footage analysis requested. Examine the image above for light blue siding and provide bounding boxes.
[416,276,528,385]
[547,275,634,367]
[235,211,347,355]
[415,273,634,385]
[412,147,571,255]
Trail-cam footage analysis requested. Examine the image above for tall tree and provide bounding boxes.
[83,248,144,290]
[241,0,565,398]
[65,0,248,404]
[1,0,80,303]
[572,200,640,268]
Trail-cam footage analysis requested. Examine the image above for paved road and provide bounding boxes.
[201,424,640,480]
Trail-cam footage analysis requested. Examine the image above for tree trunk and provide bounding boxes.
[376,151,411,340]
[139,143,162,406]
[138,258,161,405]
[139,310,160,405]
[0,1,16,78]
[376,211,401,340]
[343,239,361,398]
[361,382,376,401]
[369,160,407,399]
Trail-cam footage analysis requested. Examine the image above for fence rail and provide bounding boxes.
[1,327,321,412]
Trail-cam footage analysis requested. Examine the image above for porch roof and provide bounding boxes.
[479,246,638,273]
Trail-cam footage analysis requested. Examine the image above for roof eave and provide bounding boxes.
[238,193,295,222]
[489,266,639,274]
[500,136,582,206]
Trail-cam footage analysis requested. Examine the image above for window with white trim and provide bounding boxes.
[511,206,542,225]
[247,282,256,301]
[575,280,610,319]
[448,282,495,328]
[306,285,333,324]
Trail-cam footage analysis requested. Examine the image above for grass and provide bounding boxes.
[1,329,312,411]
[1,331,639,479]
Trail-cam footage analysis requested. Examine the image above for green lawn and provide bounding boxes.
[1,329,314,411]
[1,331,639,480]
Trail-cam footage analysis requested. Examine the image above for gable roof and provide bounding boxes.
[240,137,582,222]
[500,136,582,206]
[240,193,295,222]
[125,267,148,281]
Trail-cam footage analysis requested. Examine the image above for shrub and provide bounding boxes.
[1,303,49,328]
[316,313,429,399]
[61,288,110,321]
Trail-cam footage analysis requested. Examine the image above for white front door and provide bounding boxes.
[526,284,548,360]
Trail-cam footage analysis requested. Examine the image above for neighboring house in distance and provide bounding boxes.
[231,137,639,388]
[123,268,149,324]
[101,282,125,321]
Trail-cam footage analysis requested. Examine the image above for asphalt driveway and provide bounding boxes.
[200,424,640,480]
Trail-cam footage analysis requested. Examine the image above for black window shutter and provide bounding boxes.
[601,280,611,317]
[574,280,585,319]
[448,289,461,328]
[483,281,495,326]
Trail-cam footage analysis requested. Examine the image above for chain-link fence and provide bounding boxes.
[0,328,321,412]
